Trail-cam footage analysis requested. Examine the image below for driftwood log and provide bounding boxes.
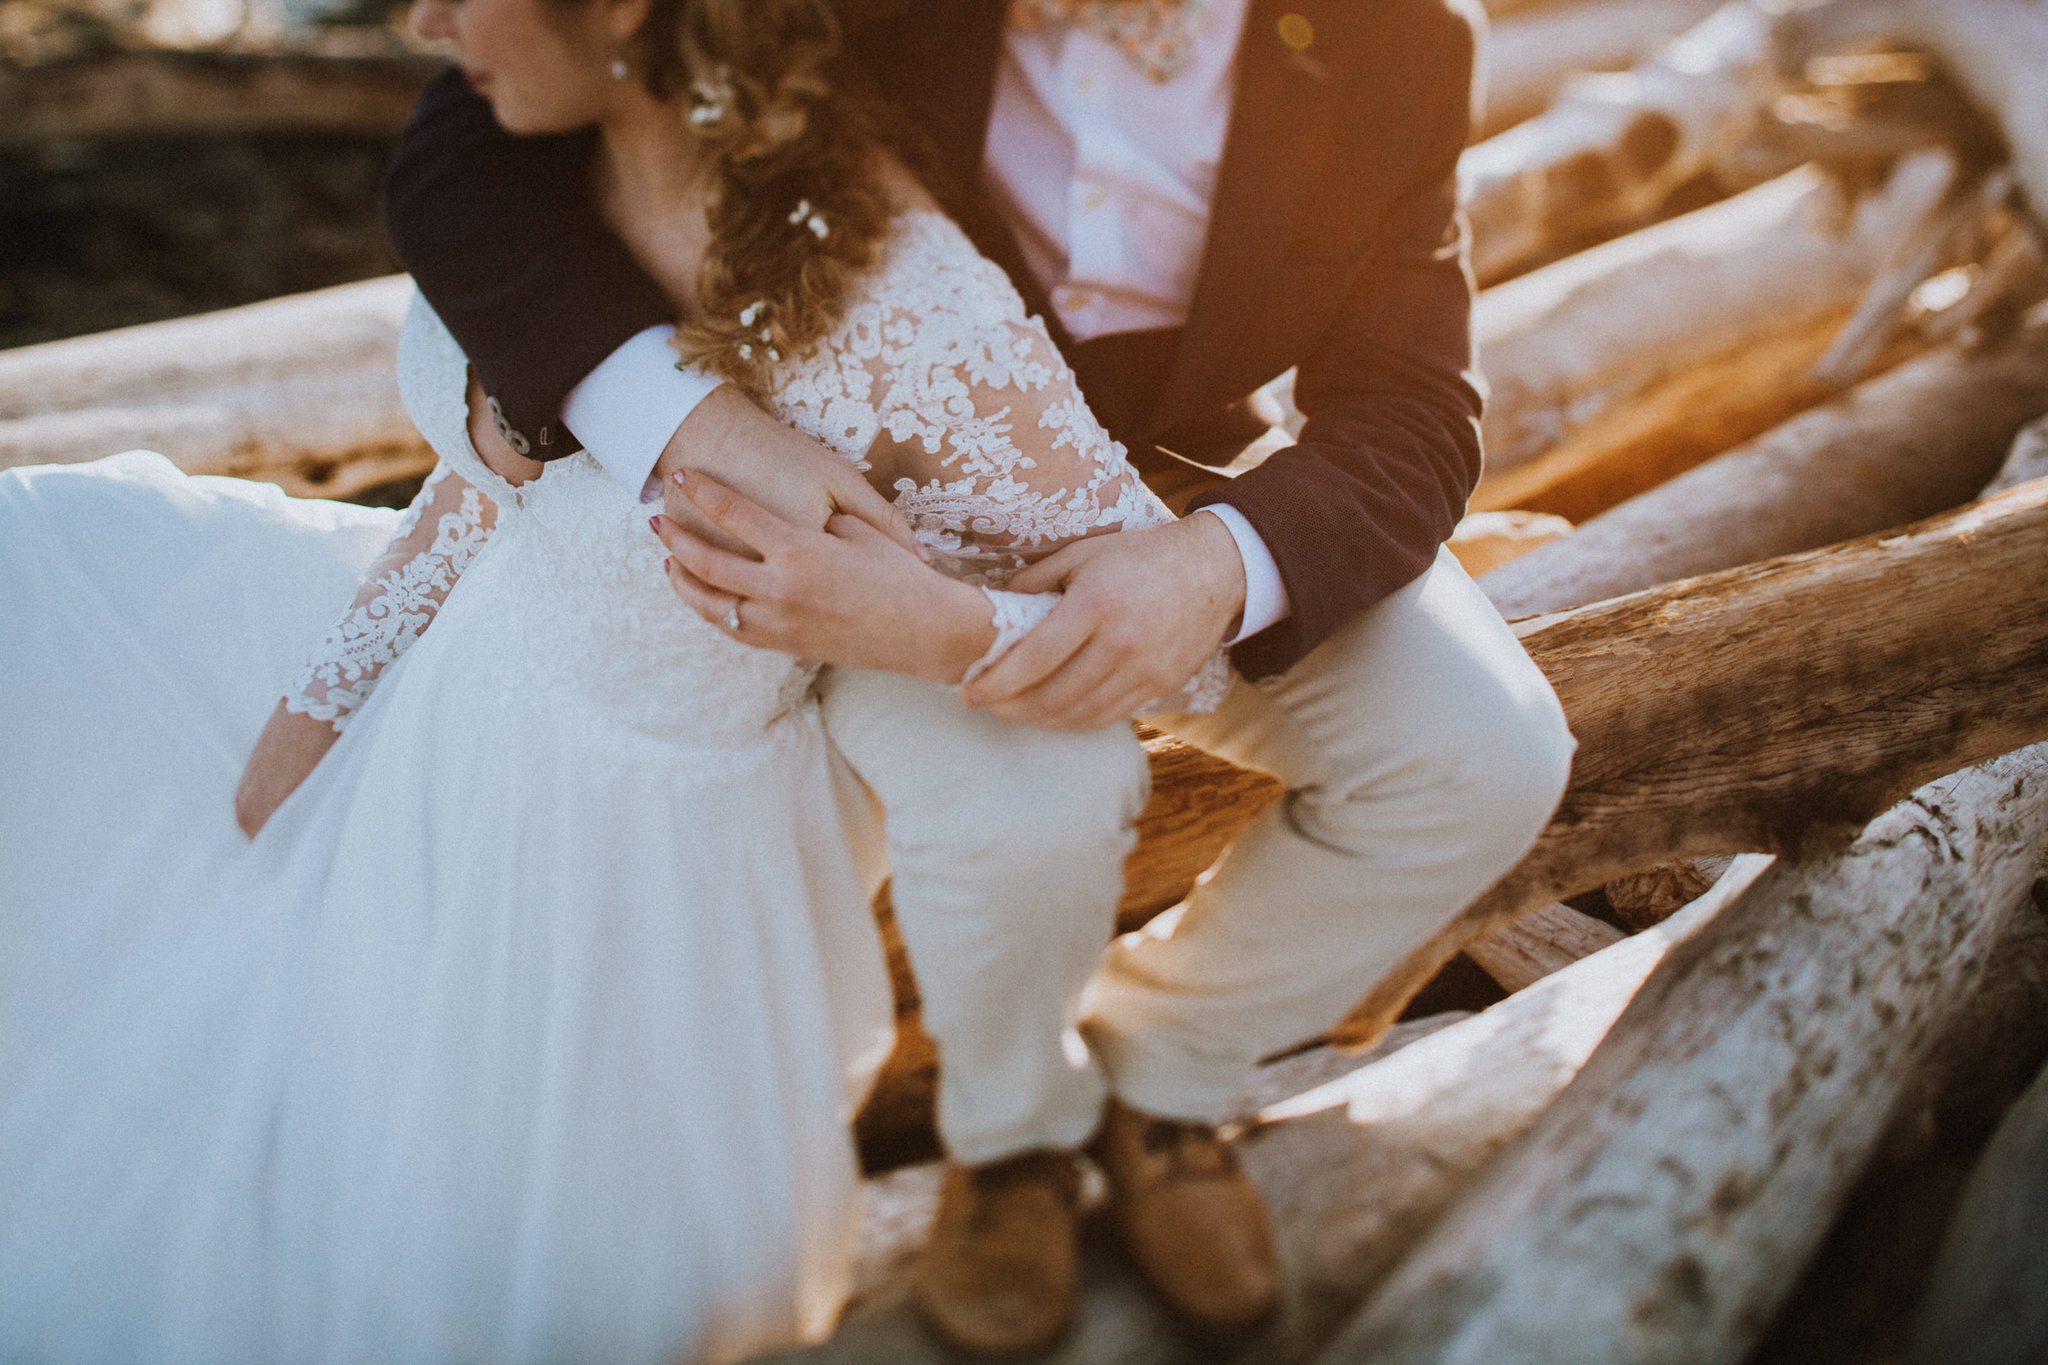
[0,49,437,148]
[1478,0,1721,141]
[1471,150,1953,517]
[1481,307,2048,617]
[1820,0,2048,234]
[1984,410,2048,496]
[768,860,1774,1365]
[1463,899,1623,993]
[1332,475,2048,1048]
[1910,1051,2048,1365]
[1602,856,1729,931]
[1464,0,1784,285]
[0,275,431,500]
[1322,744,2048,1365]
[0,150,1941,520]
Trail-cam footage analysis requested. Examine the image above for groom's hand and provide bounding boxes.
[654,386,924,563]
[962,514,1246,730]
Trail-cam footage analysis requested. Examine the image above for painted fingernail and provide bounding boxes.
[648,515,662,534]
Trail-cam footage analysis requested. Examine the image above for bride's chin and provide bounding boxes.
[479,88,598,138]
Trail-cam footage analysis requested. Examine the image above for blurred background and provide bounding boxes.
[0,0,428,349]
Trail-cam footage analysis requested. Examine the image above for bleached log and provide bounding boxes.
[1482,309,2048,618]
[1778,0,2048,233]
[1811,167,2014,387]
[1898,0,2048,236]
[1464,0,1787,285]
[0,50,436,148]
[1466,900,1624,992]
[1983,411,2048,497]
[1334,478,2048,1048]
[771,861,1775,1365]
[1910,1053,2048,1365]
[1322,745,2048,1365]
[0,275,431,501]
[1478,0,1722,141]
[1472,150,1953,515]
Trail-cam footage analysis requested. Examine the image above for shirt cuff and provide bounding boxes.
[1195,504,1291,646]
[561,325,725,501]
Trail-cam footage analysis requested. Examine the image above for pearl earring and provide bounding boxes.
[610,57,629,80]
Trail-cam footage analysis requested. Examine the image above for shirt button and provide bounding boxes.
[1081,186,1108,211]
[1058,287,1092,312]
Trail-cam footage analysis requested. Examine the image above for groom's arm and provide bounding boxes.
[382,67,682,464]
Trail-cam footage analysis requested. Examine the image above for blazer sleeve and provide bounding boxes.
[380,67,674,459]
[1187,12,1483,681]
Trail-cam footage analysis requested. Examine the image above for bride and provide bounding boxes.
[0,0,1198,1360]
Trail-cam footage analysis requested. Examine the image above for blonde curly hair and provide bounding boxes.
[620,0,902,400]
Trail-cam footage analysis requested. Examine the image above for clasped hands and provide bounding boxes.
[652,394,1246,730]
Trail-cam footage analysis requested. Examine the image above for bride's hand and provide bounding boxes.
[653,472,995,683]
[234,703,339,838]
[653,387,925,562]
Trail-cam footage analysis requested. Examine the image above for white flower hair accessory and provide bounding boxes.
[688,69,735,128]
[788,199,829,240]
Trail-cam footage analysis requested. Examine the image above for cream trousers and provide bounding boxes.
[816,546,1573,1162]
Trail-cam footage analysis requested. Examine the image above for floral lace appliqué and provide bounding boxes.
[284,464,492,731]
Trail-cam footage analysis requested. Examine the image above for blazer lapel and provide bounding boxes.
[1151,0,1346,435]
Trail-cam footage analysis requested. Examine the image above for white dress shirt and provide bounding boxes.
[565,0,1289,641]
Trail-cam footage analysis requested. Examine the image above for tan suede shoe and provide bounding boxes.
[912,1150,1083,1356]
[1091,1099,1283,1336]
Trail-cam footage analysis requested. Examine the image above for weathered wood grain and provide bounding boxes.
[1322,745,2048,1365]
[1466,899,1625,992]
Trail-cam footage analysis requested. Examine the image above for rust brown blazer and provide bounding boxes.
[382,0,1486,678]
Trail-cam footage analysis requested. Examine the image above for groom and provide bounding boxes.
[384,0,1573,1350]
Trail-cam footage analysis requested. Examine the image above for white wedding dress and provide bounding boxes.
[0,210,1210,1364]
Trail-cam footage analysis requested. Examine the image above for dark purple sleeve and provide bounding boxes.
[1189,16,1482,681]
[380,67,673,458]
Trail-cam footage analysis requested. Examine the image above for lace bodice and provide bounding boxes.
[284,209,1228,737]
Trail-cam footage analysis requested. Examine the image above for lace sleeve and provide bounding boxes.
[856,296,1229,713]
[282,461,495,731]
[279,293,518,733]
